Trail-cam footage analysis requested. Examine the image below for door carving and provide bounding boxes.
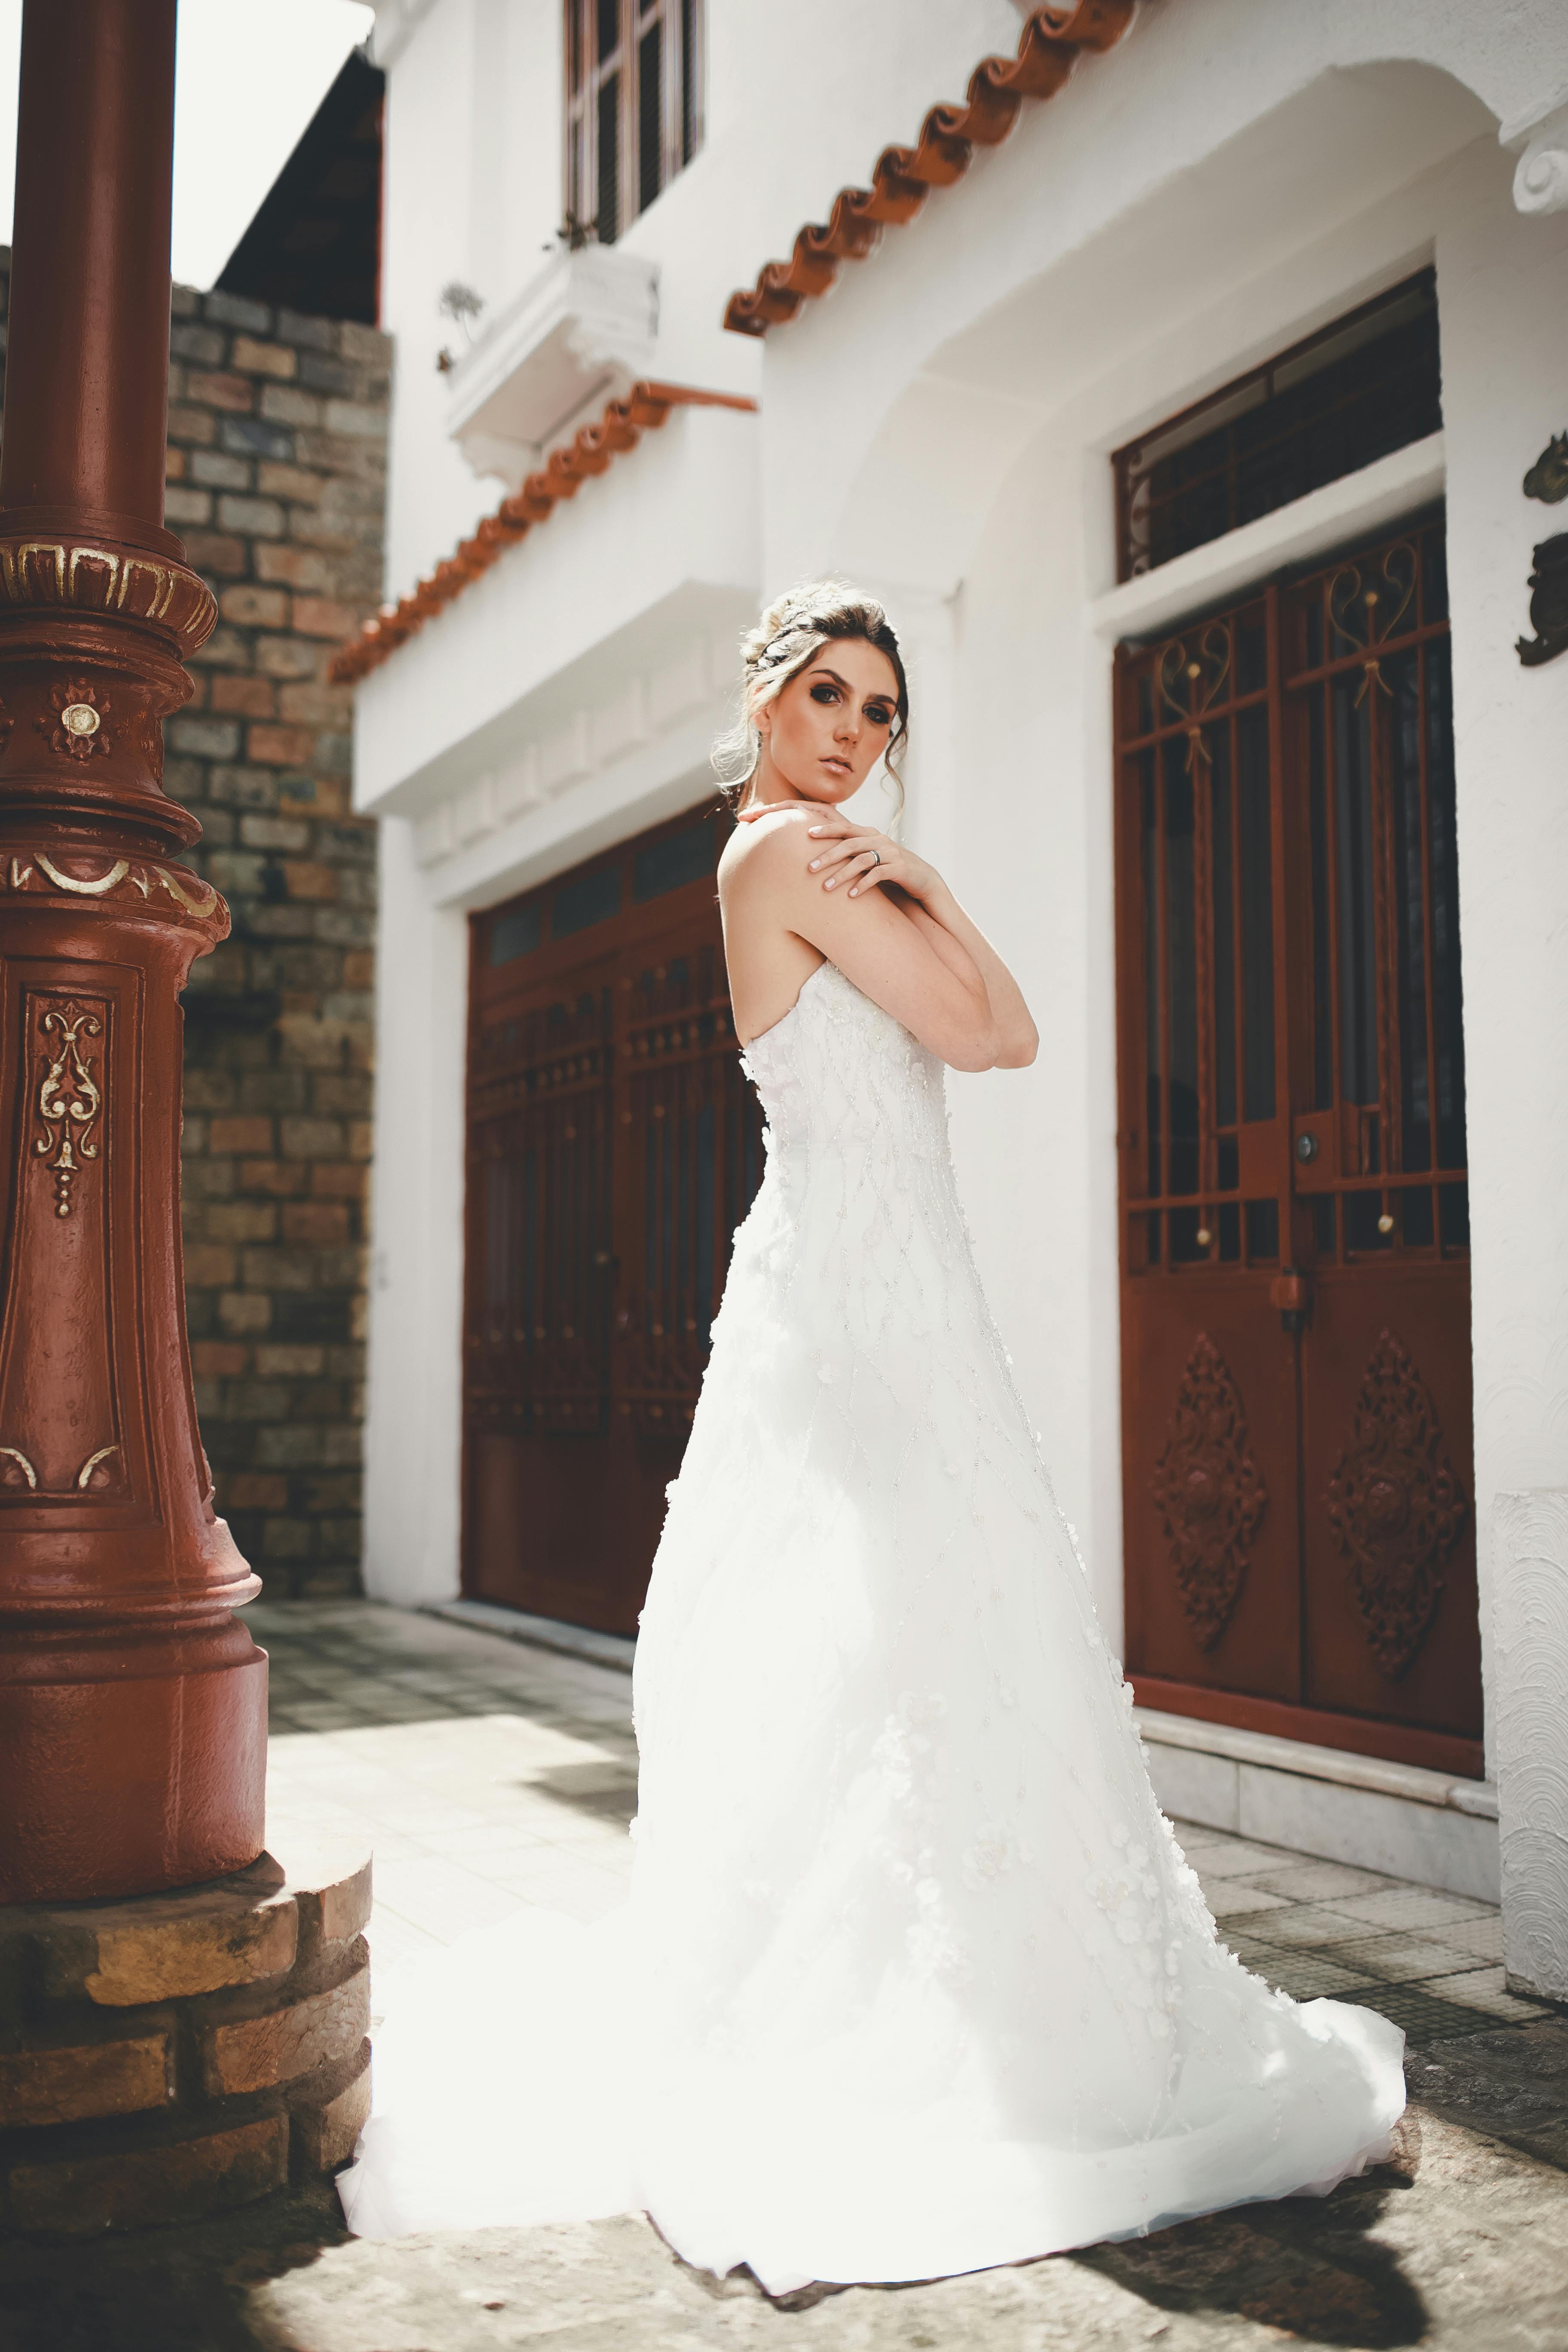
[463,805,762,1635]
[1115,512,1483,1776]
[1323,1326,1468,1681]
[1150,1332,1268,1652]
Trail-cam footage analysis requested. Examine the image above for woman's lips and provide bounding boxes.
[823,757,851,775]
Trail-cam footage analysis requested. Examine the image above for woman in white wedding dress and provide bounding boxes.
[339,582,1406,2293]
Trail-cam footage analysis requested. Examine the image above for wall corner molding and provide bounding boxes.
[1493,1489,1568,2003]
[1503,97,1568,217]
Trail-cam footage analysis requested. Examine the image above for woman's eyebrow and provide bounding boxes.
[810,664,893,707]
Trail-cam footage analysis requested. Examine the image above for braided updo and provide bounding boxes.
[711,579,910,818]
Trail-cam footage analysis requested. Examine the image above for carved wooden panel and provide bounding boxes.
[1325,1326,1468,1681]
[1151,1332,1268,1651]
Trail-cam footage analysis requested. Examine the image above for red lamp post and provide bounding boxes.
[0,0,267,1902]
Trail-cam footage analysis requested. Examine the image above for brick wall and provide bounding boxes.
[0,262,388,1596]
[162,286,390,1599]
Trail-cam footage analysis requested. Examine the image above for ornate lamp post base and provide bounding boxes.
[0,0,270,1902]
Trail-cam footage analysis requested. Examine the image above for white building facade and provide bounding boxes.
[348,0,1568,1973]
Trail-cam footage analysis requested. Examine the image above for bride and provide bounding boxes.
[339,582,1406,2293]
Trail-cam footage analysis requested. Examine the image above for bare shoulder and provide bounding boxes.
[717,805,815,904]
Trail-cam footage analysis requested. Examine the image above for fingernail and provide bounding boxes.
[824,879,835,889]
[808,860,819,870]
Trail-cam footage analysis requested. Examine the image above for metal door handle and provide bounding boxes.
[1270,1268,1311,1333]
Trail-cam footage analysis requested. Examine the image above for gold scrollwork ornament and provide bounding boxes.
[34,1001,103,1217]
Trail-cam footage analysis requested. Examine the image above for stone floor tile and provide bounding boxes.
[1330,1886,1499,1931]
[1355,1980,1510,2043]
[363,1905,448,1979]
[284,1703,380,1730]
[367,1856,536,1942]
[1211,1930,1283,1972]
[487,1877,628,1926]
[433,1819,556,1859]
[1203,1881,1294,1919]
[1247,1952,1383,2002]
[1436,1912,1507,1963]
[1240,1902,1389,1949]
[1345,1930,1502,1984]
[1242,1859,1396,1901]
[1176,1839,1296,1879]
[1423,1966,1557,2024]
[1167,1820,1234,1849]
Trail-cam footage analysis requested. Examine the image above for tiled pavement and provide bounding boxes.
[257,1597,1553,2049]
[8,1598,1566,2351]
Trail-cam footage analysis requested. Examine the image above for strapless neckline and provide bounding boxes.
[739,956,831,1051]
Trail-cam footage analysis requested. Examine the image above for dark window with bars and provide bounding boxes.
[1113,272,1441,582]
[564,0,703,246]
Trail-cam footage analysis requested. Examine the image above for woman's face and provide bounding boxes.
[752,640,900,806]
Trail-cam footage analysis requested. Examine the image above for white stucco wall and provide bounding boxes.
[357,0,1568,1797]
[373,0,1026,597]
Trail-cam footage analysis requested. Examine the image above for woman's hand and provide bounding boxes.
[738,803,943,906]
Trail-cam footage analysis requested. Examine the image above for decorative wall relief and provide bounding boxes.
[1518,434,1568,667]
[1517,533,1568,668]
[1325,1327,1467,1680]
[1523,431,1568,505]
[34,1001,102,1216]
[1151,1332,1268,1650]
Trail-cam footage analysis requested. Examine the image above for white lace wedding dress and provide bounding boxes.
[339,959,1406,2291]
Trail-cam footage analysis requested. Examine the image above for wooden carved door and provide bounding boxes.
[463,805,763,1634]
[1115,513,1482,1776]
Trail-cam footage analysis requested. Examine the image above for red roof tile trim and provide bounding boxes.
[723,0,1136,338]
[330,381,758,685]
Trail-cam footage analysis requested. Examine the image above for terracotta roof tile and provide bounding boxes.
[723,0,1137,338]
[329,381,757,685]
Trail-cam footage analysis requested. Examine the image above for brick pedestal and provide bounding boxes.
[0,1840,370,2235]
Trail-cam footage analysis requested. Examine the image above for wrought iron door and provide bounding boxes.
[1115,514,1482,1775]
[464,806,763,1634]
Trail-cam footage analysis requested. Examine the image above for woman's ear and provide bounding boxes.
[754,699,772,741]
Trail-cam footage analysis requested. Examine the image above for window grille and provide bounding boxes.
[1113,271,1441,583]
[564,0,702,247]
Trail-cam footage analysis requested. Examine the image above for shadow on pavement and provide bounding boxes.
[0,2179,349,2352]
[1073,2134,1428,2348]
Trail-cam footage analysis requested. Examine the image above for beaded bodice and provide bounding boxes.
[740,960,951,1175]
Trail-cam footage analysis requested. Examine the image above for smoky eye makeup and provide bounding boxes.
[806,672,896,726]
